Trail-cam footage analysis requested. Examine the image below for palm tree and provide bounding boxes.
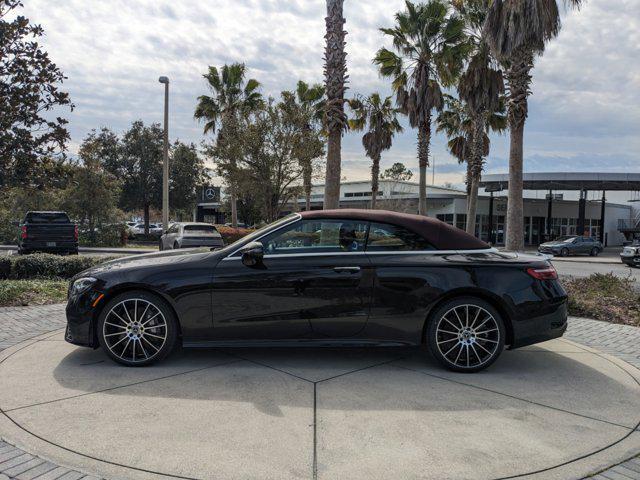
[348,93,403,209]
[374,0,468,216]
[455,0,504,235]
[295,81,325,211]
[483,0,583,250]
[436,94,506,235]
[194,63,262,227]
[323,0,348,210]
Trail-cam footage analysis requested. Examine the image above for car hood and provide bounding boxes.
[539,241,568,247]
[74,248,220,280]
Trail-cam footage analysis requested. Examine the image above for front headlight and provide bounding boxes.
[69,277,97,297]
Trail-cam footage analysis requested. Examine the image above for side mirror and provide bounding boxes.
[241,241,264,267]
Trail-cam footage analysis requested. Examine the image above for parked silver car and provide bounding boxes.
[538,236,603,257]
[159,222,224,250]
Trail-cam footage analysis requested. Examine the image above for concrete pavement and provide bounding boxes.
[0,305,639,480]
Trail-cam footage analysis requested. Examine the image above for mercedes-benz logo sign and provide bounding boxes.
[205,188,216,200]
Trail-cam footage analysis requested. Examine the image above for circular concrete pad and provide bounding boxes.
[0,330,639,480]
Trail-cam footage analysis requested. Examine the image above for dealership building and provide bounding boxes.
[287,173,640,247]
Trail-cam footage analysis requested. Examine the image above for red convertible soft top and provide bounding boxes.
[299,209,489,250]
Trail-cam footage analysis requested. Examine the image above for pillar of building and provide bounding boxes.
[577,189,587,236]
[546,189,553,241]
[487,192,495,244]
[600,191,606,245]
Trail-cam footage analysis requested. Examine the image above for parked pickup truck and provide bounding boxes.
[18,211,78,255]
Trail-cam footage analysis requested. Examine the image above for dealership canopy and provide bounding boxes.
[479,172,640,192]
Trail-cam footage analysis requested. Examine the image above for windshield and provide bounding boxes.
[184,224,218,234]
[222,214,298,252]
[25,212,70,223]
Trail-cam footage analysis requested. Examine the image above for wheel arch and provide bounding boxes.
[90,285,183,347]
[421,289,514,348]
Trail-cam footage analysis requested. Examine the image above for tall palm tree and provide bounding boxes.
[483,0,583,250]
[295,80,326,211]
[194,63,262,227]
[455,0,504,235]
[374,0,468,216]
[436,94,506,235]
[349,93,403,209]
[323,0,348,210]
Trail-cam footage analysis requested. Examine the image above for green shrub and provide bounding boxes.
[79,223,127,247]
[7,253,121,280]
[0,256,11,279]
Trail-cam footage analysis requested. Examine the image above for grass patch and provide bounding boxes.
[0,279,67,307]
[564,273,640,327]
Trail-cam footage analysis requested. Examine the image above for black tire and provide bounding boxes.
[158,240,163,251]
[173,241,180,250]
[590,247,599,256]
[560,247,569,257]
[427,297,506,373]
[97,290,179,366]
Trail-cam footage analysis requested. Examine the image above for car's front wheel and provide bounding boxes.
[560,247,569,257]
[590,247,600,256]
[97,291,178,366]
[427,297,505,373]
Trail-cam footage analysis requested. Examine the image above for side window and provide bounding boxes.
[366,222,434,251]
[261,219,369,255]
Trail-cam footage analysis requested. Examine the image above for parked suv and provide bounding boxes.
[159,222,224,250]
[620,242,640,267]
[18,211,78,255]
[538,236,603,257]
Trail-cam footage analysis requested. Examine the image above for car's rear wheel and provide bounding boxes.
[427,297,505,373]
[158,239,163,251]
[560,247,569,257]
[173,241,180,249]
[97,291,178,366]
[590,247,599,256]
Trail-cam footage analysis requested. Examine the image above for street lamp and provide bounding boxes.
[158,76,170,232]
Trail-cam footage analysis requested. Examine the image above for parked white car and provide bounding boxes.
[159,222,224,250]
[131,223,163,237]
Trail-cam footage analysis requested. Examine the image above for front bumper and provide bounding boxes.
[537,247,559,255]
[509,300,568,349]
[621,255,640,266]
[65,288,103,348]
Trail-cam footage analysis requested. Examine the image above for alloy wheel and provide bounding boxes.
[102,298,168,363]
[434,304,501,369]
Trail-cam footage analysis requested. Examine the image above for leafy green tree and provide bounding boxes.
[0,0,73,188]
[382,162,413,182]
[194,63,263,226]
[114,121,163,234]
[375,0,468,215]
[169,142,206,220]
[349,93,403,209]
[436,94,506,232]
[292,80,325,211]
[455,0,505,235]
[62,132,122,243]
[322,0,349,210]
[483,0,583,250]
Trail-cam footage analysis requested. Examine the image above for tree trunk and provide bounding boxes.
[504,48,533,251]
[143,203,150,235]
[324,129,342,209]
[370,153,380,210]
[466,116,485,236]
[417,114,431,216]
[230,184,238,227]
[304,162,312,211]
[323,0,347,210]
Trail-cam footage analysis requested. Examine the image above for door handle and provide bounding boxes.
[333,266,361,274]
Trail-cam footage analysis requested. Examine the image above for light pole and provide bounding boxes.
[158,76,170,232]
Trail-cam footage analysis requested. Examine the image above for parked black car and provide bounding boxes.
[65,209,567,373]
[538,236,602,257]
[18,211,78,255]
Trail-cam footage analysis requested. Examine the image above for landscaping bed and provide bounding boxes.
[563,273,640,327]
[0,253,120,307]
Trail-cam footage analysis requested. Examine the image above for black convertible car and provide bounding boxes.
[66,209,567,372]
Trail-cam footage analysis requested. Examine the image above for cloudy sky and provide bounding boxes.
[17,0,640,198]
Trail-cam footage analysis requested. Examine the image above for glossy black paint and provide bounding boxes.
[66,218,568,352]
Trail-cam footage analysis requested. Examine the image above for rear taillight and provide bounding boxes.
[527,265,558,280]
[74,225,79,240]
[21,225,27,239]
